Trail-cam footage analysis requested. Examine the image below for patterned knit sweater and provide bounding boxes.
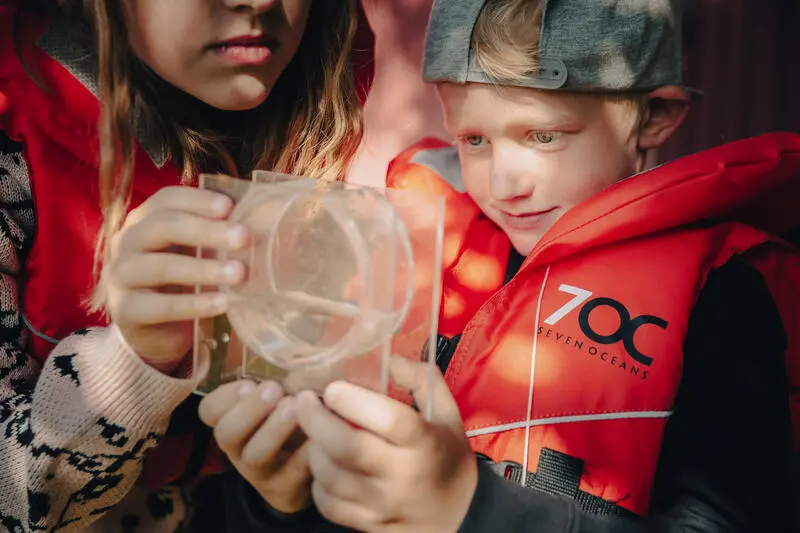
[0,133,199,531]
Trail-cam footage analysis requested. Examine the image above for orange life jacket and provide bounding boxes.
[387,133,800,516]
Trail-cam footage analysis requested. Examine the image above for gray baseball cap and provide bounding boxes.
[423,0,686,93]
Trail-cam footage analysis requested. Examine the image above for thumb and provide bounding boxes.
[389,355,463,431]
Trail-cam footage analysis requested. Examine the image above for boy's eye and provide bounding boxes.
[460,135,488,147]
[530,131,560,144]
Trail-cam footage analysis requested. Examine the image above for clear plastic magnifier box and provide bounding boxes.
[193,171,445,418]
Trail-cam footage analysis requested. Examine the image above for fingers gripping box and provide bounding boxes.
[193,171,445,418]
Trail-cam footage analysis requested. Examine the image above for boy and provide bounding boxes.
[208,0,800,531]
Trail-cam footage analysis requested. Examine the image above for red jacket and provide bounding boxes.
[0,5,205,489]
[388,133,800,514]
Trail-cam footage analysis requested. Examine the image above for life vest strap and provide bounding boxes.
[478,448,637,518]
[435,333,461,375]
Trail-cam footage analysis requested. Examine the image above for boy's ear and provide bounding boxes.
[637,86,691,151]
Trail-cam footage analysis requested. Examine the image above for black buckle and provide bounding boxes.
[475,450,636,518]
[476,453,529,485]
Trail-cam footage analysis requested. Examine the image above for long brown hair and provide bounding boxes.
[22,0,363,310]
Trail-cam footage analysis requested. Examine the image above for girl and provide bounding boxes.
[0,0,361,530]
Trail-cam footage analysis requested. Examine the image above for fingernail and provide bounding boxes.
[294,391,315,411]
[323,381,345,405]
[212,196,232,216]
[227,225,248,247]
[238,381,256,397]
[259,381,282,404]
[222,261,242,281]
[211,293,228,309]
[278,397,297,421]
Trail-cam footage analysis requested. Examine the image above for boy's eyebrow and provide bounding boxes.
[504,103,585,130]
[512,116,582,130]
[447,114,583,133]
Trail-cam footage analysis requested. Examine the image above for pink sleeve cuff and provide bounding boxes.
[74,325,210,433]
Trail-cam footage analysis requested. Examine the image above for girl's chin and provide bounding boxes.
[195,79,272,112]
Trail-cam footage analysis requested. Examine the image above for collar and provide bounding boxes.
[36,17,169,168]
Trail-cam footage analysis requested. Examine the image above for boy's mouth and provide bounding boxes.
[499,207,558,231]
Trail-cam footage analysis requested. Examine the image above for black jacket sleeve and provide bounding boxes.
[458,259,792,533]
[227,259,792,533]
[224,468,353,532]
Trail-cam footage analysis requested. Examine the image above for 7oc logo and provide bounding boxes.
[543,285,667,366]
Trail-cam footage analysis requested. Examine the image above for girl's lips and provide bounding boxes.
[213,45,274,66]
[211,34,278,66]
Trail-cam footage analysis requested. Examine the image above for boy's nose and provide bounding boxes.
[489,167,535,202]
[489,143,536,201]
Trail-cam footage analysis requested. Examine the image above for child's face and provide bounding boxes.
[439,83,643,256]
[125,0,312,111]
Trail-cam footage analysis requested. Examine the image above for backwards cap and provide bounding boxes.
[423,0,685,93]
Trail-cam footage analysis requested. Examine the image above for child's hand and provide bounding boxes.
[199,380,312,514]
[103,186,248,372]
[295,357,478,533]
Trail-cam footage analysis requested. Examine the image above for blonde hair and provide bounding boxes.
[472,0,647,118]
[29,1,364,310]
[472,0,546,82]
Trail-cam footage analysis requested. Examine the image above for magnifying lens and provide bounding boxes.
[220,184,414,370]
